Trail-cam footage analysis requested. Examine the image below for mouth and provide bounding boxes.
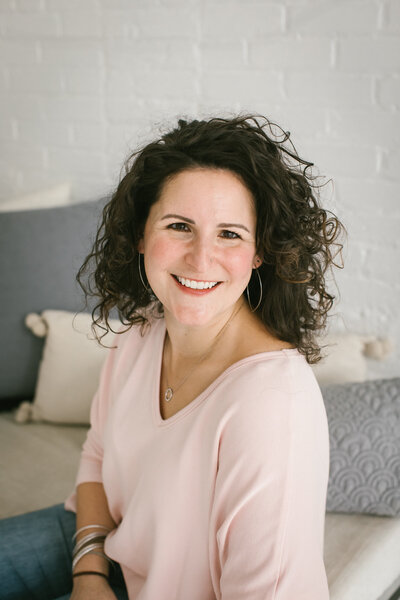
[172,274,221,291]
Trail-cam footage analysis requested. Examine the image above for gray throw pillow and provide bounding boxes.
[323,377,400,517]
[0,198,108,403]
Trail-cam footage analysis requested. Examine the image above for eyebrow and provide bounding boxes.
[161,213,195,224]
[161,214,251,233]
[219,222,251,233]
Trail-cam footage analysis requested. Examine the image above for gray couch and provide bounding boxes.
[1,200,399,600]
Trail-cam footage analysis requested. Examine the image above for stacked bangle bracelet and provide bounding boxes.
[72,524,113,575]
[72,524,111,542]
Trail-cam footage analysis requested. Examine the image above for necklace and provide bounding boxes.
[163,303,243,402]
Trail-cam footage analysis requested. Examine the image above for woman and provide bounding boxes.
[1,115,343,600]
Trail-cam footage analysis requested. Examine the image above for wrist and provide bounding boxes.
[72,572,110,591]
[73,570,108,580]
[72,550,110,575]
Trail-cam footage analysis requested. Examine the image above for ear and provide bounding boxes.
[253,256,262,269]
[138,238,144,253]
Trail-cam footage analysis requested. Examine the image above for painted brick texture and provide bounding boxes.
[0,0,399,378]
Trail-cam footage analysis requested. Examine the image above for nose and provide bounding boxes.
[185,235,214,273]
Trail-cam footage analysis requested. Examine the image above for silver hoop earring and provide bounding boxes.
[138,253,151,292]
[246,268,263,312]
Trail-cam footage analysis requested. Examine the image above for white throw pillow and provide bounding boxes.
[312,333,392,385]
[15,310,121,425]
[0,183,71,212]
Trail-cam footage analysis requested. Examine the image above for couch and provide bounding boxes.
[1,198,399,600]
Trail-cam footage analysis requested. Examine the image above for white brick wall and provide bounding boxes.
[0,0,399,379]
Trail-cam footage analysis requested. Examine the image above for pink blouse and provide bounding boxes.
[65,317,330,599]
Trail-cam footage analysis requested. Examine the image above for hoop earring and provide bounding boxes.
[138,253,151,292]
[246,268,263,312]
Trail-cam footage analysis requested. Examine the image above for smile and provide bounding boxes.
[172,275,220,290]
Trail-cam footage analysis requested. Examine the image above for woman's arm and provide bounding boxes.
[71,482,118,599]
[74,481,116,575]
[68,328,135,597]
[210,384,330,599]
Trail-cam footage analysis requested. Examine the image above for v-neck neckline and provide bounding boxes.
[151,320,299,428]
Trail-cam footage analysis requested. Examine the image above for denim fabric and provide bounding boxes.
[0,504,129,600]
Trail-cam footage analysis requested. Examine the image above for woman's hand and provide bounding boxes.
[70,574,118,600]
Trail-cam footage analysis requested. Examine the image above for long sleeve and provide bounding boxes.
[210,380,329,599]
[65,325,139,512]
[74,343,118,485]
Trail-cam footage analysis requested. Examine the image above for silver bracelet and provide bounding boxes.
[72,543,108,572]
[87,550,114,568]
[72,524,111,542]
[73,532,107,556]
[72,549,114,573]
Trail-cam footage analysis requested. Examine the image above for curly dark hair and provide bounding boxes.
[78,114,344,364]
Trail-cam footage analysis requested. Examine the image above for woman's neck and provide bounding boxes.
[163,300,246,371]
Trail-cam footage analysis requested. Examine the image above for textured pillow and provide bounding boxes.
[324,378,400,517]
[15,310,121,425]
[0,183,71,212]
[0,197,108,403]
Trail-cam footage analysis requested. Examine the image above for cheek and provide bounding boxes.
[146,238,170,262]
[222,247,255,279]
[144,237,181,275]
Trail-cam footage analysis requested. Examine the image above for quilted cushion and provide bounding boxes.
[324,378,400,516]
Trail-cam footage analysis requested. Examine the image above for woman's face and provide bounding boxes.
[139,168,260,328]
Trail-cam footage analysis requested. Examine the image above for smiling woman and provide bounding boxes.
[0,115,345,600]
[139,168,259,329]
[80,115,343,365]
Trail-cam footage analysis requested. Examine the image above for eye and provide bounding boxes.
[220,229,241,240]
[167,222,191,232]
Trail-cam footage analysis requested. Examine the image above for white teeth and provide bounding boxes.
[176,276,218,290]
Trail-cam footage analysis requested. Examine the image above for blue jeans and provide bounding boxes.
[0,504,129,600]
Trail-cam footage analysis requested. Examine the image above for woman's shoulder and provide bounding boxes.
[100,315,164,395]
[212,312,319,408]
[224,348,316,395]
[108,313,164,365]
[211,349,322,430]
[214,352,325,447]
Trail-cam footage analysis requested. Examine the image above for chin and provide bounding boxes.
[169,306,215,328]
[166,297,242,329]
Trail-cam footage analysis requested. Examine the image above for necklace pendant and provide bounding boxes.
[165,387,173,402]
